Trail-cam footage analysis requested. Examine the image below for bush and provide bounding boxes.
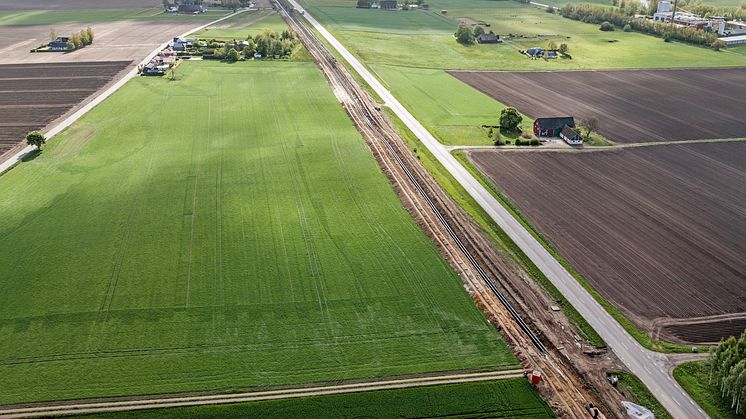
[600,21,615,31]
[623,23,632,32]
[454,24,475,45]
[710,39,727,50]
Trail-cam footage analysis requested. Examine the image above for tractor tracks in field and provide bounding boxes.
[277,3,627,418]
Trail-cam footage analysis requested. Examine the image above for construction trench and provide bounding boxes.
[275,2,633,417]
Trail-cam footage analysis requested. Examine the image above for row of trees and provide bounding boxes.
[68,28,95,50]
[208,29,299,61]
[559,4,723,48]
[709,330,746,415]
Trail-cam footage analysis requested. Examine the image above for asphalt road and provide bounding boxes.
[287,1,708,417]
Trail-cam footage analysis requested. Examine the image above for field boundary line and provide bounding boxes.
[0,369,524,418]
[0,8,249,175]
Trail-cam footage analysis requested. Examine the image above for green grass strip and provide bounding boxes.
[674,361,738,419]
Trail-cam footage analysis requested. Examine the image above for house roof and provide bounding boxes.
[561,124,580,138]
[536,117,575,130]
[477,34,499,42]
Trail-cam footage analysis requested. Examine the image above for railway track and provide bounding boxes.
[274,4,620,417]
[276,0,547,354]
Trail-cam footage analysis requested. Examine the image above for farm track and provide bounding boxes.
[278,3,626,417]
[0,369,525,418]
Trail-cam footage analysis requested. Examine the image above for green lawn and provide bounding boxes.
[192,9,289,40]
[0,8,229,25]
[372,64,532,146]
[82,379,553,418]
[0,61,514,405]
[674,361,739,419]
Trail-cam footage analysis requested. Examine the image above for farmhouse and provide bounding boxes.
[560,125,583,145]
[380,0,397,10]
[48,37,70,51]
[476,32,500,44]
[533,116,575,137]
[177,3,205,13]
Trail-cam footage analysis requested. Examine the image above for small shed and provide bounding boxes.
[380,0,397,9]
[476,32,501,44]
[533,116,575,137]
[560,125,583,145]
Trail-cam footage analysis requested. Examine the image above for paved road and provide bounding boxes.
[287,1,708,417]
[0,369,523,418]
[0,9,248,175]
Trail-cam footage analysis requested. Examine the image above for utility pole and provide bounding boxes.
[670,0,678,25]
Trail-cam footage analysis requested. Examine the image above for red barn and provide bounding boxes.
[533,116,575,137]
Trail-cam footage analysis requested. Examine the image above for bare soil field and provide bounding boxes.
[450,68,746,144]
[0,20,196,64]
[0,61,129,156]
[469,142,746,343]
[0,0,159,10]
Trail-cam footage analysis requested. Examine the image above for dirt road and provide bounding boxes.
[0,369,524,418]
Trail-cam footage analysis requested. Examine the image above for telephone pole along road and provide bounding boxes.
[285,1,707,417]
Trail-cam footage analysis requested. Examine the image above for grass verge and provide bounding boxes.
[611,371,673,419]
[674,361,737,419]
[452,149,709,354]
[382,108,604,347]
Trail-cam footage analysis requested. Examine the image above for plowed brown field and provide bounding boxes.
[450,68,746,144]
[469,142,746,342]
[0,61,129,156]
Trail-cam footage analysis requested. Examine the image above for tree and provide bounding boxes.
[226,47,240,61]
[547,40,558,50]
[49,28,58,41]
[474,25,485,37]
[499,107,523,131]
[559,42,568,54]
[163,0,172,9]
[66,40,75,50]
[86,27,94,43]
[492,129,505,146]
[26,131,46,150]
[454,24,475,45]
[711,39,727,50]
[579,117,599,137]
[599,21,615,31]
[623,23,632,31]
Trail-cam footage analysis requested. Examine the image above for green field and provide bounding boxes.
[674,361,738,419]
[0,61,515,404]
[84,379,553,418]
[0,8,229,25]
[192,9,289,40]
[299,0,746,146]
[372,64,532,146]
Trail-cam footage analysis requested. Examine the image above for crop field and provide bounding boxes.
[450,68,746,143]
[0,8,228,25]
[0,0,160,10]
[299,0,746,146]
[90,379,553,418]
[300,0,746,70]
[0,61,130,158]
[372,65,532,146]
[468,141,746,343]
[0,61,514,405]
[192,9,288,40]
